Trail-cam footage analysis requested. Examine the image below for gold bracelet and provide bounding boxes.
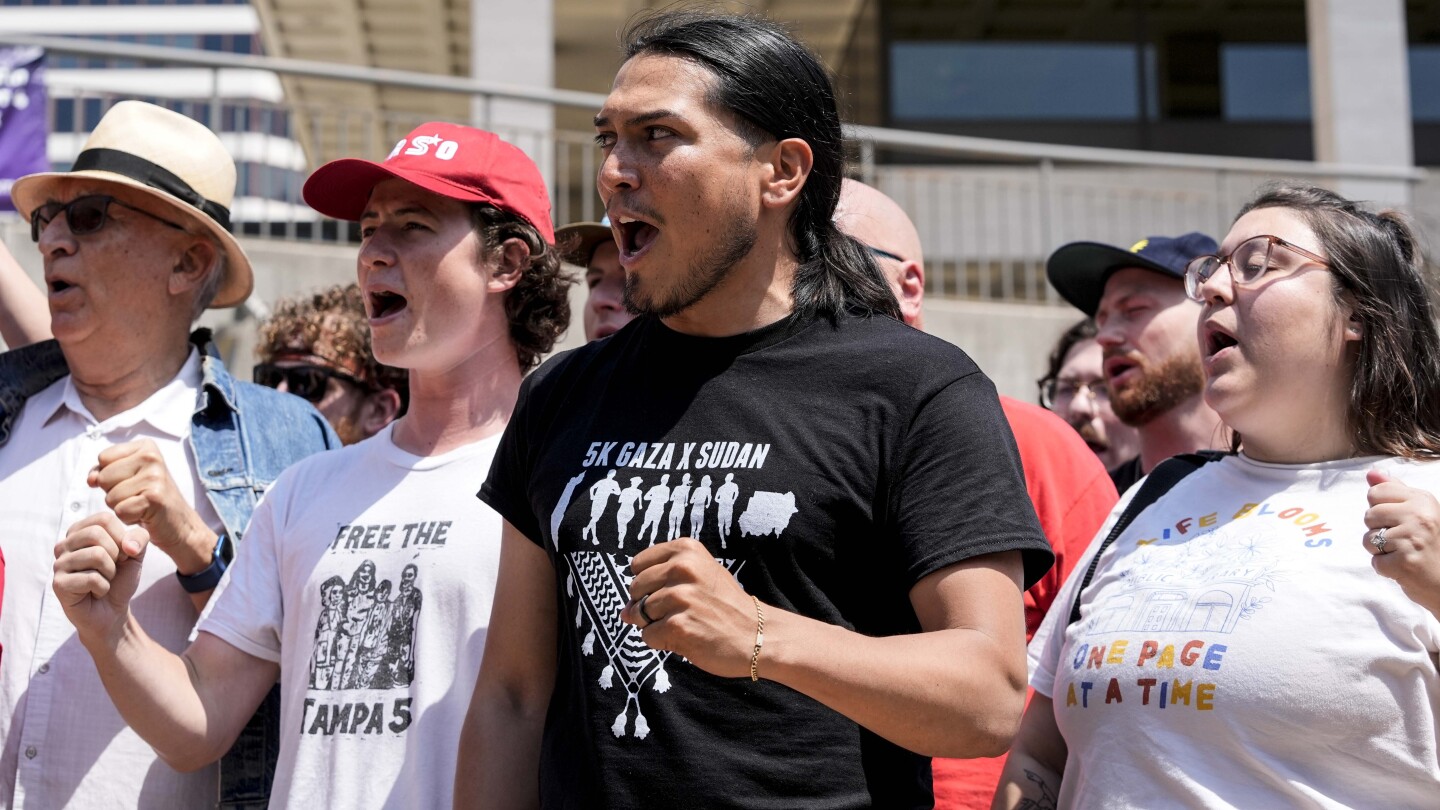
[749,595,765,682]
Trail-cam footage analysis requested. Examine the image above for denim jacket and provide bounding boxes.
[0,329,340,809]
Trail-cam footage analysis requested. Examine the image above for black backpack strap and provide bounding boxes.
[1066,451,1228,627]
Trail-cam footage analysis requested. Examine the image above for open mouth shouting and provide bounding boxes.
[366,285,409,324]
[611,209,662,267]
[1202,321,1240,363]
[1103,352,1142,390]
[44,271,81,306]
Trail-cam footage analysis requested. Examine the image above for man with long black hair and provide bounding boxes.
[458,10,1052,808]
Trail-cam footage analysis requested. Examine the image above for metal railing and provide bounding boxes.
[1,33,1429,306]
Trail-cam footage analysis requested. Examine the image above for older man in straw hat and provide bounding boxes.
[0,101,338,808]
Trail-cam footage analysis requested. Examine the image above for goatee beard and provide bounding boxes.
[623,222,758,319]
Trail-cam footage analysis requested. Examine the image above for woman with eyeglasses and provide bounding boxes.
[995,182,1440,809]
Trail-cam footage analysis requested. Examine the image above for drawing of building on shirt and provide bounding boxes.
[1084,526,1285,636]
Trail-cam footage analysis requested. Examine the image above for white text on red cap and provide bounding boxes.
[388,135,459,161]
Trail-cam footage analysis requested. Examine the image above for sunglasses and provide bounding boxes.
[253,363,368,403]
[30,194,187,243]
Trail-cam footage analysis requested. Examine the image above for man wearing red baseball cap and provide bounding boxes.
[52,122,571,807]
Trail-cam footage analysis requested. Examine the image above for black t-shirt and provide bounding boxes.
[479,312,1053,809]
[1109,455,1143,495]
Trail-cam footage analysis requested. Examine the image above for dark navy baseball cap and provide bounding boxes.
[1046,232,1219,316]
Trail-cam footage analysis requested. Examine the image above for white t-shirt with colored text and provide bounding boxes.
[199,424,502,809]
[1030,453,1440,809]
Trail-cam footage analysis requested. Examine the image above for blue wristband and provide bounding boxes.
[175,532,228,594]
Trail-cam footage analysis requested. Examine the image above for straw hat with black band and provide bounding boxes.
[11,100,253,308]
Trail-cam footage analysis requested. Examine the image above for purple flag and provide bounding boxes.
[0,47,48,213]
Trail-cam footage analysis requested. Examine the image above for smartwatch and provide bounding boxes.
[175,532,229,594]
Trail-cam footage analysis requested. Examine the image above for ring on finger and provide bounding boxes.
[1371,526,1389,553]
[638,592,657,625]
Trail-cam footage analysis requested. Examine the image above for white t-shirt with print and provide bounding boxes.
[198,423,502,809]
[1030,453,1440,809]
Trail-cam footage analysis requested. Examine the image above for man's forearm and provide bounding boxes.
[0,240,50,348]
[454,688,546,810]
[81,617,225,771]
[761,613,1025,758]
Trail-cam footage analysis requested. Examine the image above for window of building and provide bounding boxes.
[1220,44,1311,121]
[890,42,1153,122]
[1411,46,1440,122]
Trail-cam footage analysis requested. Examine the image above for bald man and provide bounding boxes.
[834,180,1119,810]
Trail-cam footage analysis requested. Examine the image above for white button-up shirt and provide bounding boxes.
[0,349,221,809]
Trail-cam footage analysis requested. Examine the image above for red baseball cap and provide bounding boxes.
[303,122,554,242]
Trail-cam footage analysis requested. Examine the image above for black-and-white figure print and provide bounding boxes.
[559,462,799,739]
[665,474,692,541]
[715,473,739,549]
[585,470,621,546]
[308,560,423,691]
[688,475,712,538]
[567,469,793,553]
[615,477,644,549]
[639,474,671,546]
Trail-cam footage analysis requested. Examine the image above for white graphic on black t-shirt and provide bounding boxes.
[308,560,423,691]
[585,470,622,545]
[739,491,798,538]
[715,473,739,549]
[568,550,675,739]
[554,471,587,548]
[639,474,671,545]
[562,465,791,740]
[666,474,693,541]
[688,475,713,537]
[616,477,643,548]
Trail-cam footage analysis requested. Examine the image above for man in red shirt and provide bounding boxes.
[834,179,1119,809]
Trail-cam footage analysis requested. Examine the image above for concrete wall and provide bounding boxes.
[921,297,1079,403]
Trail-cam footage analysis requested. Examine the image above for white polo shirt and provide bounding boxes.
[0,349,222,810]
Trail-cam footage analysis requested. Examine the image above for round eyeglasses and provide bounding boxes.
[1183,234,1329,302]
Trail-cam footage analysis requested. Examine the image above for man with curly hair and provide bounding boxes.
[53,123,571,807]
[255,283,407,444]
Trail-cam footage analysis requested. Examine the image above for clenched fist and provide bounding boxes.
[620,538,762,678]
[90,439,214,574]
[53,512,149,646]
